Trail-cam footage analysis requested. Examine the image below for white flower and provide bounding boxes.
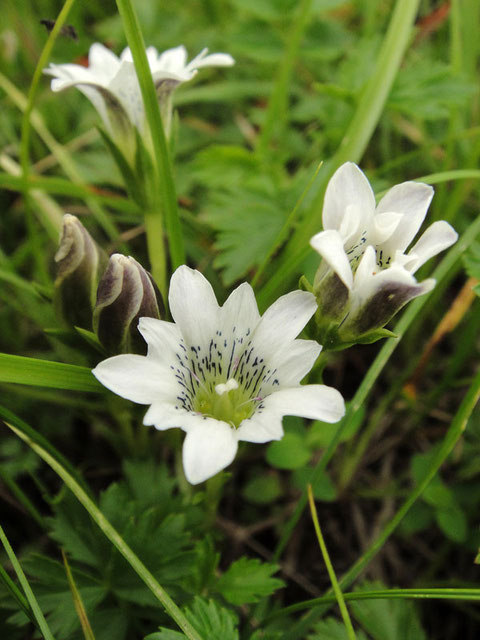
[310,162,458,345]
[93,266,345,484]
[44,43,234,144]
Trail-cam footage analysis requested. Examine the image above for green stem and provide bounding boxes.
[19,0,77,178]
[5,421,202,640]
[307,486,356,639]
[115,0,185,281]
[0,524,56,640]
[267,587,480,620]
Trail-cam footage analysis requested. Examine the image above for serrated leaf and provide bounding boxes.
[152,597,239,640]
[217,557,284,605]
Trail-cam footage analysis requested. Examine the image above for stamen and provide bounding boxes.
[215,378,239,395]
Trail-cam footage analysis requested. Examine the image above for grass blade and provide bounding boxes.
[0,353,102,393]
[0,524,56,640]
[307,485,356,640]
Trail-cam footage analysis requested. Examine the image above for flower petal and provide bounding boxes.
[137,317,183,362]
[182,419,238,484]
[269,339,321,387]
[168,266,220,349]
[310,230,353,290]
[375,181,434,253]
[221,282,260,338]
[189,51,235,70]
[262,385,345,423]
[322,162,376,233]
[236,411,284,444]
[404,220,458,273]
[252,290,317,358]
[92,354,177,404]
[88,43,121,80]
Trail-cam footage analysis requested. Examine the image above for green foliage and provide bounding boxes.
[2,0,480,638]
[349,582,427,640]
[148,597,239,640]
[463,242,480,295]
[216,557,284,605]
[309,617,368,639]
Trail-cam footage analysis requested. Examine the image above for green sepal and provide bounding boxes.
[299,274,313,292]
[356,327,398,345]
[97,127,143,206]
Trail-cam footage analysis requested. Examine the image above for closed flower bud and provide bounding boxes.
[54,214,106,329]
[93,254,162,354]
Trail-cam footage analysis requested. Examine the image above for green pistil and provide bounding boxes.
[193,378,256,428]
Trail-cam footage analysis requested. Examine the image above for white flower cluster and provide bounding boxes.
[45,43,234,148]
[48,43,458,484]
[310,163,458,347]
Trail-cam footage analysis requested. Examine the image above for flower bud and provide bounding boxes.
[54,214,106,329]
[93,254,162,354]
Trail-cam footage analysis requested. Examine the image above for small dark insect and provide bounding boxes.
[40,19,78,41]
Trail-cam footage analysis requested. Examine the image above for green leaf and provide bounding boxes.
[0,353,102,393]
[435,503,468,543]
[152,598,239,640]
[350,581,427,640]
[242,473,282,504]
[293,468,337,502]
[216,557,284,605]
[310,617,369,639]
[266,432,312,470]
[463,242,480,295]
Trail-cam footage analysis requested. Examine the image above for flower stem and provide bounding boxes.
[115,0,185,280]
[307,486,357,640]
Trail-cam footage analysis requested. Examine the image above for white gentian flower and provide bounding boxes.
[44,43,234,147]
[93,266,345,484]
[310,162,458,347]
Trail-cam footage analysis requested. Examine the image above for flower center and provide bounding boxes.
[192,377,258,428]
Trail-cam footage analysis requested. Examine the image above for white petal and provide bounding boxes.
[137,317,182,362]
[221,282,260,338]
[189,52,235,69]
[156,45,188,72]
[269,339,321,387]
[168,266,220,349]
[370,211,403,245]
[252,290,317,358]
[45,63,99,90]
[310,230,353,289]
[92,354,177,404]
[108,61,144,129]
[182,419,238,484]
[236,412,284,444]
[322,162,376,233]
[143,404,209,432]
[262,385,345,423]
[88,43,121,80]
[404,221,458,273]
[375,181,434,253]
